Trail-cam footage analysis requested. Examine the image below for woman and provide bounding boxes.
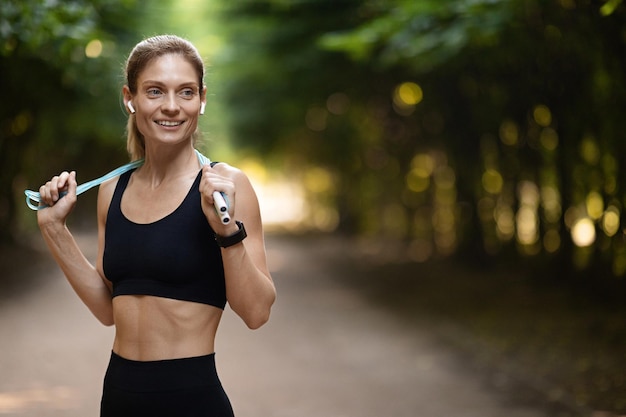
[35,35,276,416]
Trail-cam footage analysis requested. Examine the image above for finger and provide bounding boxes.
[201,165,213,177]
[203,173,234,192]
[67,171,77,197]
[47,176,59,202]
[199,177,213,203]
[52,173,70,202]
[56,172,72,199]
[58,171,71,190]
[39,184,50,206]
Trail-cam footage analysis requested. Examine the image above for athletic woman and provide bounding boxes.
[35,35,276,416]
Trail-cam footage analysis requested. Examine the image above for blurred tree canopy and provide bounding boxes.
[213,0,626,278]
[0,0,155,243]
[3,0,626,280]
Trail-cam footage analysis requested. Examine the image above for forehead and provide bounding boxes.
[138,54,200,86]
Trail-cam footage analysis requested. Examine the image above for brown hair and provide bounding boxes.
[124,35,205,160]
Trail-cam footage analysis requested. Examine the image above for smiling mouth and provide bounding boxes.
[156,120,184,127]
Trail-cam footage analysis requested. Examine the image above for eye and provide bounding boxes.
[146,88,163,97]
[179,88,196,99]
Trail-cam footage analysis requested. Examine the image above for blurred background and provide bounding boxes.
[1,0,625,415]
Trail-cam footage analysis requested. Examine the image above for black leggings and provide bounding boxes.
[100,351,234,417]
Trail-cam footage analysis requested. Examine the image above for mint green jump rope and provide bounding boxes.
[24,149,230,224]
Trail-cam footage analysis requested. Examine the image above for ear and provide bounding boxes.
[200,86,207,115]
[122,86,135,114]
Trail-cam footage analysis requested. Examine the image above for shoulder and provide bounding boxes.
[98,175,120,202]
[96,175,121,222]
[212,163,261,215]
[212,162,252,188]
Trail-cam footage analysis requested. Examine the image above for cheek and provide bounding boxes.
[134,114,152,135]
[183,107,200,127]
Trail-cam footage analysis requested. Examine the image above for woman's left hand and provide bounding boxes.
[199,164,239,235]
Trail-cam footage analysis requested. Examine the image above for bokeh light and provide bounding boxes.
[541,185,562,223]
[580,136,600,165]
[543,229,561,253]
[406,153,435,193]
[303,167,333,193]
[495,203,515,240]
[305,106,328,131]
[85,39,103,58]
[406,168,430,193]
[516,181,540,245]
[499,119,519,146]
[602,206,620,237]
[517,206,539,245]
[533,104,552,127]
[411,153,435,175]
[571,217,596,247]
[393,82,423,115]
[396,82,423,106]
[586,191,604,220]
[540,127,559,151]
[482,169,503,194]
[11,111,32,136]
[326,92,350,115]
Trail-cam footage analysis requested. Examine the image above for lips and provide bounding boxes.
[156,120,184,127]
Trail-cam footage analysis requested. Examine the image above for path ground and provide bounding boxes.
[0,232,561,416]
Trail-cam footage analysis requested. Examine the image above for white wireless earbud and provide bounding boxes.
[127,101,136,114]
[200,102,206,115]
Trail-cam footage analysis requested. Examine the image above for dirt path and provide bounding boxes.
[0,233,550,416]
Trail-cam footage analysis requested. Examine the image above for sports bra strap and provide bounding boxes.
[24,150,211,211]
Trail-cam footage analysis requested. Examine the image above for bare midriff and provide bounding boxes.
[111,295,222,361]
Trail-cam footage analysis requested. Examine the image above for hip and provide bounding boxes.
[101,351,234,417]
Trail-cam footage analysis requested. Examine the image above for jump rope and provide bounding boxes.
[24,149,231,224]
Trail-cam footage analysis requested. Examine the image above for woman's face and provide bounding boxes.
[127,53,205,148]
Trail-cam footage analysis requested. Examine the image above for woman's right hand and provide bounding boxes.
[37,171,78,227]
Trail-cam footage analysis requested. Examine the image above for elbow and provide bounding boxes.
[96,312,115,327]
[244,309,271,330]
[242,294,276,330]
[90,304,114,327]
[99,317,115,327]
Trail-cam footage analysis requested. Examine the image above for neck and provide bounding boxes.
[138,144,200,188]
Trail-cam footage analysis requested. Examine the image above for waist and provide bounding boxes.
[105,351,221,392]
[112,295,222,361]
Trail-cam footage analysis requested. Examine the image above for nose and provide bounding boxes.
[162,94,180,113]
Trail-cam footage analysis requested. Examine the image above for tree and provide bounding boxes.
[213,0,626,277]
[0,0,143,243]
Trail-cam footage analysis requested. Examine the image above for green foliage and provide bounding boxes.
[212,0,364,153]
[213,0,626,284]
[319,0,513,72]
[1,0,97,58]
[0,0,143,243]
[4,0,626,290]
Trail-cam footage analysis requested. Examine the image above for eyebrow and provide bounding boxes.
[141,80,199,89]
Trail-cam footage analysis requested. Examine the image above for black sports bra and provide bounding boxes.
[103,169,227,309]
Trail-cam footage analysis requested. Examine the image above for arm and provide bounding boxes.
[36,171,115,326]
[200,165,276,329]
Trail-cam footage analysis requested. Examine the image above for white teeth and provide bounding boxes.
[157,121,183,126]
